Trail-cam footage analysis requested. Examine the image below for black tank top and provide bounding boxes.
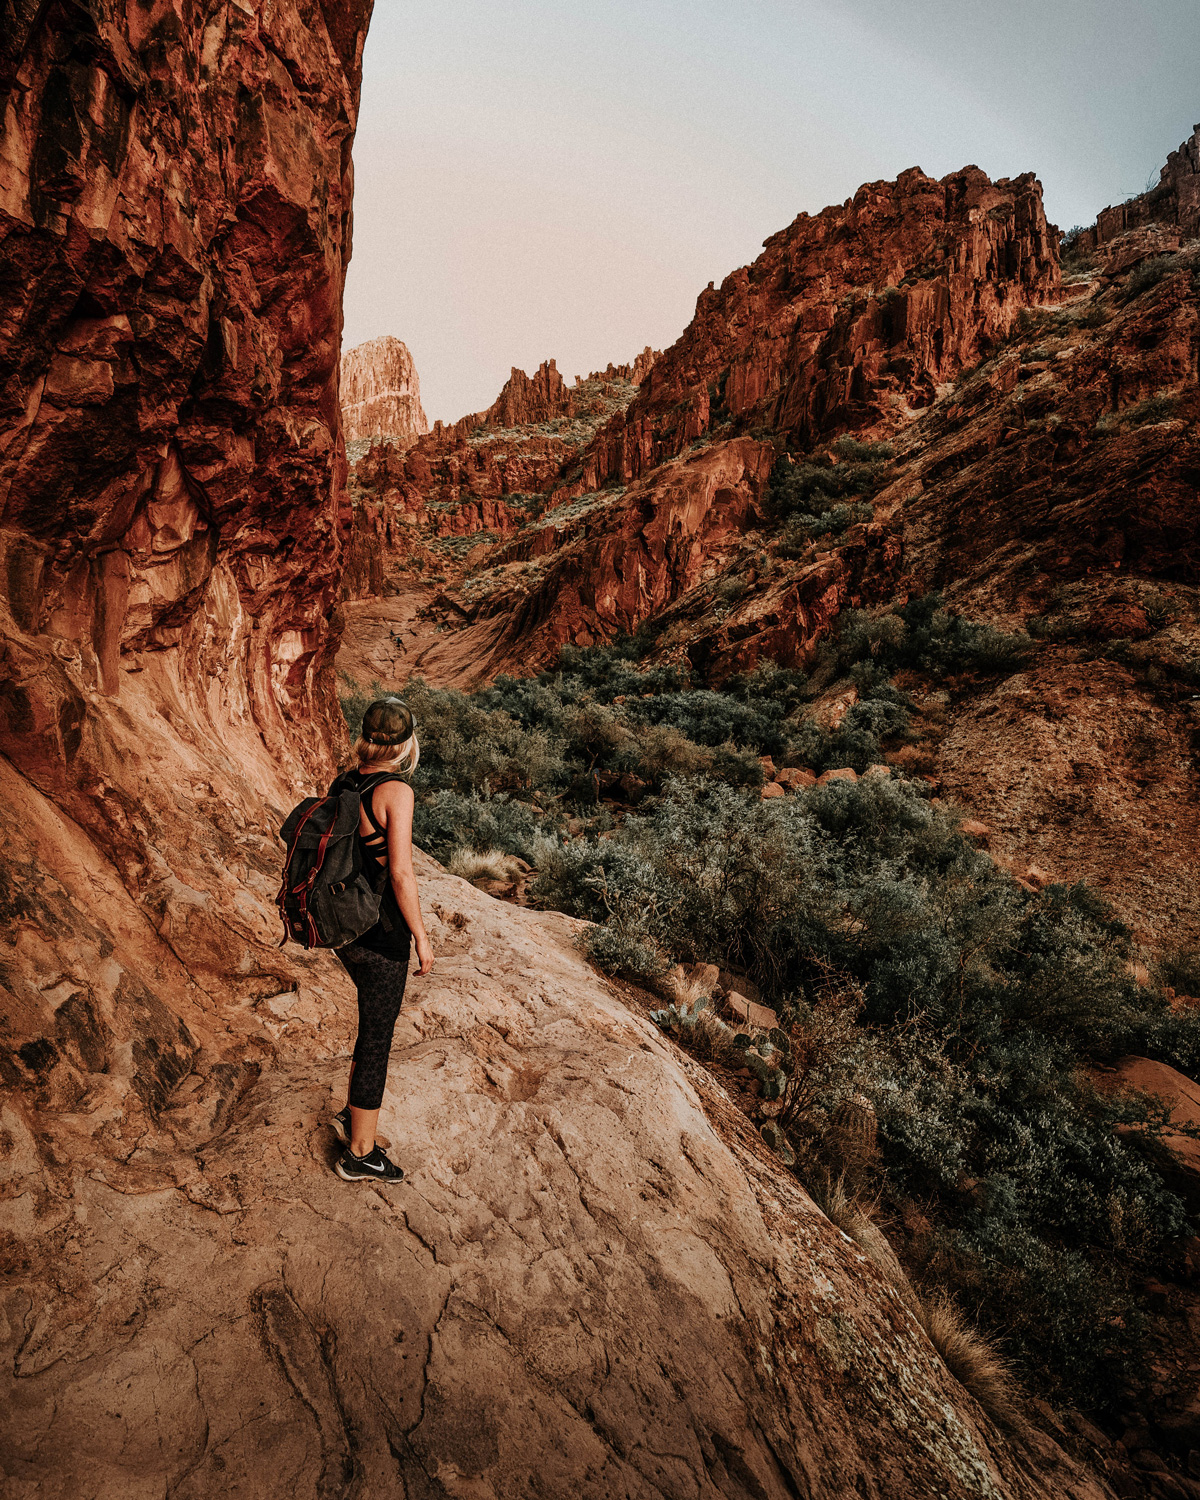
[349,769,412,958]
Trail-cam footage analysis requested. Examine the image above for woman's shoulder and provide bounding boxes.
[375,775,414,805]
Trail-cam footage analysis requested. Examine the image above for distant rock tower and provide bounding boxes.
[341,335,429,447]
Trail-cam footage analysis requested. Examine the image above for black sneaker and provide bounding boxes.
[330,1108,390,1150]
[335,1144,404,1183]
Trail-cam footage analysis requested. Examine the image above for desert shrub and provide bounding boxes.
[778,502,875,556]
[832,435,894,463]
[557,773,1196,1405]
[887,594,1032,673]
[768,455,884,519]
[405,679,564,796]
[1069,301,1110,329]
[1124,394,1180,426]
[623,688,790,754]
[786,672,913,773]
[1118,254,1177,303]
[1157,944,1200,998]
[723,661,810,711]
[412,789,555,864]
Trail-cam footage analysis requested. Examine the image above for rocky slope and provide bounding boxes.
[0,852,1115,1500]
[340,153,1200,952]
[341,334,428,446]
[341,165,1059,681]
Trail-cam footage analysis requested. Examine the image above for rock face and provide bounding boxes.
[0,0,374,777]
[0,852,1108,1500]
[1086,123,1200,248]
[484,356,573,428]
[342,165,1056,682]
[341,334,428,445]
[578,166,1058,490]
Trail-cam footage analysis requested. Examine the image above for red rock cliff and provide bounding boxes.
[0,2,373,1140]
[581,167,1058,488]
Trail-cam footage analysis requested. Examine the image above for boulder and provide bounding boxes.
[959,818,992,840]
[726,991,780,1030]
[760,781,785,799]
[776,767,817,789]
[1094,1056,1200,1207]
[818,768,859,786]
[863,764,893,781]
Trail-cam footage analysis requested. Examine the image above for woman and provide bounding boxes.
[330,696,434,1183]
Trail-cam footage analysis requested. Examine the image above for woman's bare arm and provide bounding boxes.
[380,781,434,974]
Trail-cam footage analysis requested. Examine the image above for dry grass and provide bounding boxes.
[811,1179,1024,1430]
[913,1291,1024,1432]
[660,968,713,1009]
[688,1007,746,1066]
[811,1176,914,1305]
[447,847,524,883]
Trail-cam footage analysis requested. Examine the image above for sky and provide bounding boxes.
[342,0,1200,425]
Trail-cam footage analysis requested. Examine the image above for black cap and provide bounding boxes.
[361,697,414,745]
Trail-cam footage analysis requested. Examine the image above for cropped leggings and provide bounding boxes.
[337,941,411,1110]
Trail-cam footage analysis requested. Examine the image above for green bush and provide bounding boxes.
[412,790,557,863]
[547,773,1200,1405]
[405,679,565,796]
[1118,254,1178,303]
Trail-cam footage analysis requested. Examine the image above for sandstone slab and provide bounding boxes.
[0,855,1107,1499]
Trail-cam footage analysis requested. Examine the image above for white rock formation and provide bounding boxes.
[341,334,429,446]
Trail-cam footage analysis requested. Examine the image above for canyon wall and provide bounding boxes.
[340,333,428,445]
[346,166,1058,681]
[0,0,376,1255]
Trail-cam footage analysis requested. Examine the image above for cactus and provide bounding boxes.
[832,1093,878,1153]
[652,995,712,1036]
[768,1027,792,1055]
[732,1032,753,1051]
[760,1120,795,1166]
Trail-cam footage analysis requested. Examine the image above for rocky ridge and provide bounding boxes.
[340,154,1200,952]
[341,165,1059,682]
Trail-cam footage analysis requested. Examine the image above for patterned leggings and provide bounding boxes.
[337,942,410,1110]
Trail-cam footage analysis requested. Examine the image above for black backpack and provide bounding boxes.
[276,771,401,949]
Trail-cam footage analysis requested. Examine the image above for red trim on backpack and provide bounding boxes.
[276,797,329,912]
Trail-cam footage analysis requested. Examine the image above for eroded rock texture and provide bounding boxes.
[341,334,428,445]
[340,165,1057,683]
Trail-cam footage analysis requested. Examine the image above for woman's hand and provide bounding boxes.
[414,931,435,976]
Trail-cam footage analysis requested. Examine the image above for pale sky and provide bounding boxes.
[343,0,1200,425]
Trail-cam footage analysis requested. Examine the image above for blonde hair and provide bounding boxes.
[354,731,420,776]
